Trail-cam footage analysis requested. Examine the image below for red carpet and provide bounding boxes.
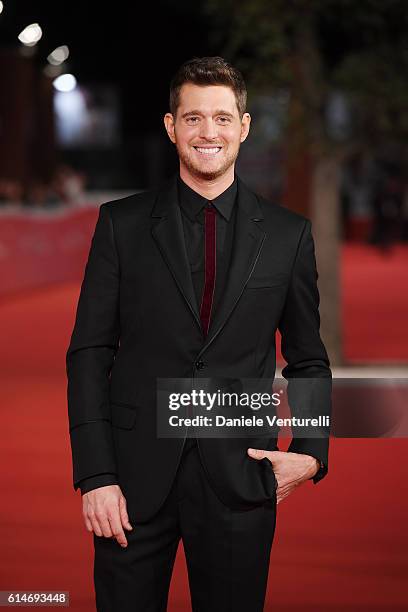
[1,282,407,611]
[342,243,408,363]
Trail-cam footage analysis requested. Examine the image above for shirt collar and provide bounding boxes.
[177,174,237,222]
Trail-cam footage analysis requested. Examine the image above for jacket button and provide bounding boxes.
[195,360,205,370]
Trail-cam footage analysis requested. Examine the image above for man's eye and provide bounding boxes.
[217,117,231,123]
[186,117,199,123]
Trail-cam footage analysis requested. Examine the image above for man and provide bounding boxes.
[66,56,331,611]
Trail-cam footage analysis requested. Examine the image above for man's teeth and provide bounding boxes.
[195,147,221,154]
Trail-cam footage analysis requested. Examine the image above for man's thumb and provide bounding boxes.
[247,447,266,460]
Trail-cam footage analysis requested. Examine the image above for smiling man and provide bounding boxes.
[165,81,246,193]
[66,56,332,611]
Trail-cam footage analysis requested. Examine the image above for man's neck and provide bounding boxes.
[179,166,235,200]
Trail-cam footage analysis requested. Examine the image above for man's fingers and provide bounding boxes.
[88,511,103,537]
[84,514,93,532]
[277,492,291,504]
[108,509,128,548]
[82,486,132,545]
[276,482,301,504]
[85,500,112,538]
[277,490,290,504]
[83,500,97,534]
[97,515,114,538]
[119,496,133,531]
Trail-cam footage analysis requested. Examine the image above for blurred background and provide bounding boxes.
[0,1,407,610]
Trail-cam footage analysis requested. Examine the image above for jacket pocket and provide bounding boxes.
[259,457,279,494]
[110,402,138,430]
[246,273,288,289]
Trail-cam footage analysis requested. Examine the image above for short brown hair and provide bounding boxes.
[169,56,247,118]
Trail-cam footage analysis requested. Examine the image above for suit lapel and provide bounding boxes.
[150,173,266,349]
[151,175,202,331]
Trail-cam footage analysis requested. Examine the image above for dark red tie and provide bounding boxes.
[200,203,216,336]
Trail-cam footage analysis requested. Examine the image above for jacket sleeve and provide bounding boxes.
[66,203,120,491]
[278,219,332,484]
[79,473,118,496]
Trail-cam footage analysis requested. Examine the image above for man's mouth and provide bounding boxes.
[193,146,223,156]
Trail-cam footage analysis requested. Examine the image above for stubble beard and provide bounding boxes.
[176,142,240,181]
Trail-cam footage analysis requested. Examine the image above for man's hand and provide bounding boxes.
[247,448,319,504]
[82,485,133,547]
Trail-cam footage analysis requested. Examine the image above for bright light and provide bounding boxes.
[53,73,77,92]
[47,45,70,66]
[0,2,4,16]
[18,23,42,46]
[54,88,87,146]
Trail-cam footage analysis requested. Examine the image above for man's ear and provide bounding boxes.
[240,112,251,143]
[164,113,176,144]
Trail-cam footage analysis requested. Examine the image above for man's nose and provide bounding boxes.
[199,118,218,140]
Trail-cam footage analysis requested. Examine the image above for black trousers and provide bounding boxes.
[93,441,277,611]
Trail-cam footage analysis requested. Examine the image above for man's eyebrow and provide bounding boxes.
[214,110,234,117]
[181,110,235,118]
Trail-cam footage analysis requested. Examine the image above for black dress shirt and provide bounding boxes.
[78,175,238,495]
[177,174,238,311]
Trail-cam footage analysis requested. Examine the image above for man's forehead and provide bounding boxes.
[178,83,238,114]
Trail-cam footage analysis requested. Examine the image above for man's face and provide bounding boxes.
[164,83,251,181]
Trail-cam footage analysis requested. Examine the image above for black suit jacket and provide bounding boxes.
[66,173,332,522]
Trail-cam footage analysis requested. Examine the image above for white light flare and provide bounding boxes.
[18,23,43,47]
[53,73,77,93]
